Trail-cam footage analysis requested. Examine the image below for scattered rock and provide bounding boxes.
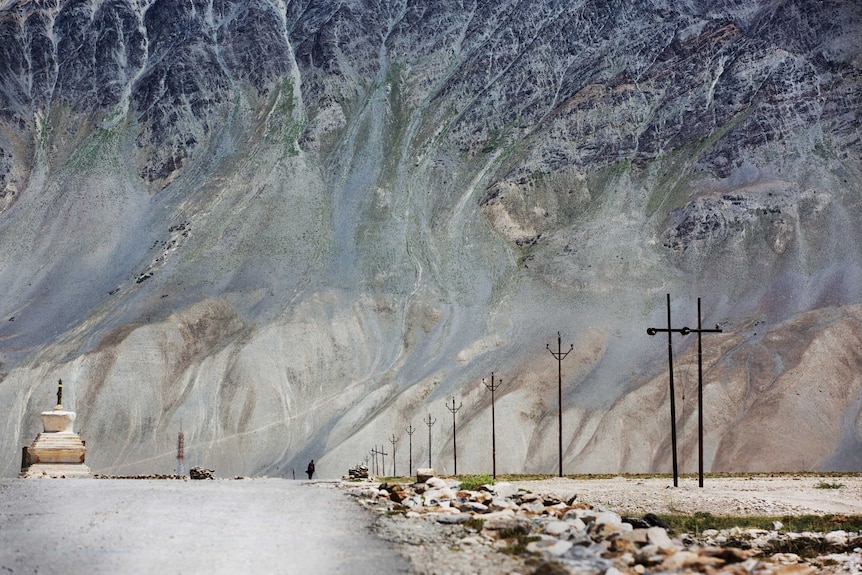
[342,472,862,575]
[416,468,436,483]
[189,467,215,480]
[348,464,369,479]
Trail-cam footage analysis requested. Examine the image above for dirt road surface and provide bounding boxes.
[0,478,409,575]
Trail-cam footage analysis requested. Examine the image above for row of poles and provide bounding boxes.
[366,294,721,486]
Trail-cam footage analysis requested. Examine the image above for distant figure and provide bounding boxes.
[306,460,315,480]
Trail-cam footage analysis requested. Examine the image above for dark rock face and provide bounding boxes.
[0,0,295,185]
[0,0,860,477]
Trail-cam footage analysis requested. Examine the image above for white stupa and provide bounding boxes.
[20,379,91,478]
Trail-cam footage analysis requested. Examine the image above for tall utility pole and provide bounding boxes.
[647,294,688,487]
[547,332,574,477]
[406,424,415,477]
[647,294,722,488]
[483,373,502,480]
[379,444,388,476]
[423,413,436,469]
[388,434,398,476]
[371,446,381,476]
[445,396,463,475]
[690,297,722,487]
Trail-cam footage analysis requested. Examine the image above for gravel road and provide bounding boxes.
[0,478,409,575]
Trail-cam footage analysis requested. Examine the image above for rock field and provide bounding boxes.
[345,473,862,575]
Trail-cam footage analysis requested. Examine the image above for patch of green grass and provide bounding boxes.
[815,480,845,489]
[497,525,539,555]
[657,512,862,535]
[376,476,412,484]
[457,474,495,491]
[464,517,485,531]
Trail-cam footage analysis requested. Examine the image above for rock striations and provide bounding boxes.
[0,0,860,477]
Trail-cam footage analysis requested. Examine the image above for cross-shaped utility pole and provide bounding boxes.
[406,423,415,477]
[547,333,573,477]
[483,372,502,480]
[647,294,722,488]
[423,413,436,469]
[445,396,463,475]
[388,434,398,476]
[370,445,382,476]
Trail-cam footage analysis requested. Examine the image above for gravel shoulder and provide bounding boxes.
[353,474,862,575]
[507,474,862,516]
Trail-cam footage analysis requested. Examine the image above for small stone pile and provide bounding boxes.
[347,472,861,575]
[189,467,215,480]
[348,464,369,479]
[94,474,188,480]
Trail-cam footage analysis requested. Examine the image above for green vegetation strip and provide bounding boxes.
[657,512,862,534]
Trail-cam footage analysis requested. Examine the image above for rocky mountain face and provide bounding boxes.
[0,0,860,478]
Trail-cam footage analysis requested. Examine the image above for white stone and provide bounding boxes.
[526,537,573,556]
[646,527,676,551]
[594,510,623,526]
[489,498,517,512]
[425,476,446,489]
[489,482,518,499]
[826,531,848,546]
[565,517,587,531]
[544,521,571,536]
[519,500,545,514]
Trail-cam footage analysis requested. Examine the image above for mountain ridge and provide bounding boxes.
[0,0,860,477]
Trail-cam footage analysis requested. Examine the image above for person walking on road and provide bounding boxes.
[306,460,315,480]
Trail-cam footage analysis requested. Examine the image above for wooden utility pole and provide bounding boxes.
[483,373,502,480]
[647,294,722,488]
[646,294,688,487]
[547,332,573,477]
[406,424,415,477]
[423,413,436,469]
[379,444,388,476]
[445,396,463,475]
[388,434,398,476]
[690,297,722,487]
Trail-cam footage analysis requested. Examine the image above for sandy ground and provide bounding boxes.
[508,474,862,517]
